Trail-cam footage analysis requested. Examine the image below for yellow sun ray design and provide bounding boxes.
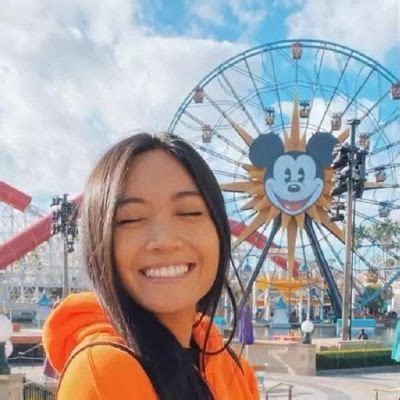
[221,98,348,278]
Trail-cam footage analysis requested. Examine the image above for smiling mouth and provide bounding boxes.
[274,192,314,213]
[139,263,195,280]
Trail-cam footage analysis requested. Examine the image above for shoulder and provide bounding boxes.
[218,346,260,399]
[57,342,158,400]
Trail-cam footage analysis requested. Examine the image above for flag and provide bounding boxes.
[239,304,254,345]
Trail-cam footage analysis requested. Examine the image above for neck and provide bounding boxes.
[155,306,196,348]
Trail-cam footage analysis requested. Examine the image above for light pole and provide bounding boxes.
[51,194,79,298]
[341,119,360,340]
[301,319,314,344]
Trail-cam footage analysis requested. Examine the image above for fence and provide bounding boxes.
[24,382,55,400]
[316,348,397,370]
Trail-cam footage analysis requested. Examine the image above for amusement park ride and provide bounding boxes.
[0,40,400,331]
[169,39,400,327]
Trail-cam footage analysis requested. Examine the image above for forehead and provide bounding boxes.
[123,149,198,196]
[274,153,315,168]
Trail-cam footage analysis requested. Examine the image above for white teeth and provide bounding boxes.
[143,264,190,278]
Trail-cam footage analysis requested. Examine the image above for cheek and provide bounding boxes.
[113,231,141,278]
[198,223,220,272]
[188,221,221,300]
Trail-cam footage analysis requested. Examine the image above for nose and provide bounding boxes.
[145,220,183,252]
[288,184,301,193]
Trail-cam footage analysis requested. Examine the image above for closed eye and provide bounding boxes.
[117,218,145,225]
[178,211,203,216]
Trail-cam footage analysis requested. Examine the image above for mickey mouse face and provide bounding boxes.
[249,132,337,216]
[266,152,323,215]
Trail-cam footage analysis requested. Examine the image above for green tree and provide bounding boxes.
[362,284,384,316]
[369,218,399,250]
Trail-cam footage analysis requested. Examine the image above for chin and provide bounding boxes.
[140,297,198,315]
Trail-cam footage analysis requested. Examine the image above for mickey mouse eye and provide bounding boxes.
[284,168,291,183]
[298,167,305,183]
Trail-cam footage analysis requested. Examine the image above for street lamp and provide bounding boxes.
[51,194,79,298]
[0,315,13,374]
[301,319,314,345]
[341,119,361,340]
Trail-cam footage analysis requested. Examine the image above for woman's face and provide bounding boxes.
[114,149,220,316]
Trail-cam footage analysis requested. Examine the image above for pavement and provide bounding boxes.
[259,367,400,399]
[12,365,400,399]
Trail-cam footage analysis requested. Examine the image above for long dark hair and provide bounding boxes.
[80,133,237,399]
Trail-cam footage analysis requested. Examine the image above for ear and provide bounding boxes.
[307,132,338,167]
[249,133,284,169]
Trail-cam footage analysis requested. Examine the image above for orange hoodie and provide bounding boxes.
[43,292,260,399]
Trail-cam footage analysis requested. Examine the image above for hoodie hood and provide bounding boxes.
[43,292,225,373]
[43,292,118,372]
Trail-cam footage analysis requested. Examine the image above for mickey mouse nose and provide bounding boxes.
[288,184,301,193]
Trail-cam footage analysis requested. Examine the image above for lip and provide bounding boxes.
[274,192,313,212]
[139,262,196,283]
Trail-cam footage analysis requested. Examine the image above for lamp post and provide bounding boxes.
[0,315,13,375]
[51,194,79,298]
[301,319,314,345]
[341,119,360,340]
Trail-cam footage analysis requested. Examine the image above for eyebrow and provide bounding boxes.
[116,190,201,208]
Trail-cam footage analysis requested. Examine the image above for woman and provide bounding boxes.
[43,133,259,399]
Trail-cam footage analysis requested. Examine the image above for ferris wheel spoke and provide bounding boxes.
[316,225,365,296]
[224,194,253,205]
[314,223,344,266]
[238,216,281,310]
[341,68,375,116]
[243,58,266,112]
[356,212,400,257]
[356,210,399,230]
[366,109,400,139]
[359,89,392,125]
[229,207,256,218]
[213,169,249,180]
[304,217,342,316]
[369,138,400,156]
[365,162,400,174]
[219,71,262,135]
[305,48,327,134]
[277,48,315,89]
[352,248,385,286]
[334,51,352,102]
[261,55,296,100]
[316,53,352,132]
[231,64,274,90]
[183,110,248,156]
[267,51,286,132]
[357,198,400,214]
[187,140,244,168]
[204,91,260,129]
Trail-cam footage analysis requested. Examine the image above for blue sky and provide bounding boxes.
[0,0,398,209]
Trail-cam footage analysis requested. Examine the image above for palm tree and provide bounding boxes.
[353,224,370,250]
[369,218,399,250]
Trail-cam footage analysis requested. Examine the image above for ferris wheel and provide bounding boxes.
[169,39,400,317]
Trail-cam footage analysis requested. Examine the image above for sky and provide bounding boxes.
[0,0,399,209]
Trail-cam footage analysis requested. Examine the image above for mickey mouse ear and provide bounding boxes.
[249,133,284,169]
[307,132,338,167]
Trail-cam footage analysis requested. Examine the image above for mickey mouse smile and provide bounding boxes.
[273,191,314,213]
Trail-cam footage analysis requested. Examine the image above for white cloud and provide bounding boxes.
[0,0,243,206]
[188,0,269,39]
[286,0,399,61]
